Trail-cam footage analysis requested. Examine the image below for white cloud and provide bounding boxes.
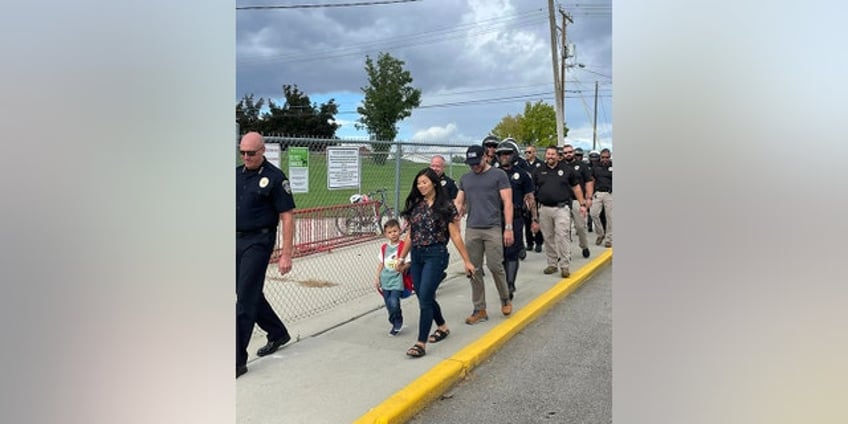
[410,123,458,143]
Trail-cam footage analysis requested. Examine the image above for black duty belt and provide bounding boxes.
[236,227,274,237]
[596,189,612,193]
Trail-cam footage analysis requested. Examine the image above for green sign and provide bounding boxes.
[288,147,309,168]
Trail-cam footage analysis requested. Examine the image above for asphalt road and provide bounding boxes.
[409,264,612,424]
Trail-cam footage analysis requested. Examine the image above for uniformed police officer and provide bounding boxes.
[587,149,607,231]
[522,144,545,252]
[561,144,594,258]
[481,135,500,168]
[236,132,296,378]
[495,140,536,300]
[530,146,588,278]
[590,148,613,248]
[429,154,458,200]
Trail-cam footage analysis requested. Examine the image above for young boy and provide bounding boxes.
[375,219,409,335]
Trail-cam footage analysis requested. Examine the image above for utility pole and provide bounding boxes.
[593,80,599,150]
[559,7,572,145]
[547,0,564,147]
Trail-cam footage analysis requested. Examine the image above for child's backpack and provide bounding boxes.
[379,240,414,299]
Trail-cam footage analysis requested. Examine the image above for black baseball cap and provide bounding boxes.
[465,145,485,165]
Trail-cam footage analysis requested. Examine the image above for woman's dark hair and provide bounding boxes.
[401,167,453,224]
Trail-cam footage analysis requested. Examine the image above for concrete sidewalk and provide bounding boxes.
[237,241,612,424]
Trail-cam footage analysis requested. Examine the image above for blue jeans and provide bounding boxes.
[409,243,450,344]
[381,289,403,328]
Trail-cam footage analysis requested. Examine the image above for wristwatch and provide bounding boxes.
[504,224,513,230]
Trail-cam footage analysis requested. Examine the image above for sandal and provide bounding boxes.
[428,328,450,343]
[406,344,426,358]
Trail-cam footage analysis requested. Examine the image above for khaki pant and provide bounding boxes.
[590,192,613,244]
[538,204,573,271]
[570,200,589,249]
[465,226,510,311]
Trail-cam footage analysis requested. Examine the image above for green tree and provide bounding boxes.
[491,101,568,148]
[492,113,525,142]
[356,52,422,165]
[236,94,266,133]
[262,84,340,139]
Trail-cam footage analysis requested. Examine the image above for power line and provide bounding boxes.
[237,0,421,10]
[238,10,547,66]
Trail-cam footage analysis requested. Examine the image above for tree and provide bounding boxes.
[236,94,265,133]
[492,113,525,142]
[356,52,422,165]
[262,84,340,139]
[490,101,568,148]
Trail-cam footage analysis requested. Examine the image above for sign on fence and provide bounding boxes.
[288,147,309,194]
[265,142,281,168]
[326,147,360,190]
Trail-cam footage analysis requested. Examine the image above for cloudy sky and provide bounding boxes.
[236,0,611,151]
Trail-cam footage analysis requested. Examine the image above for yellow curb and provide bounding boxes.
[354,249,612,424]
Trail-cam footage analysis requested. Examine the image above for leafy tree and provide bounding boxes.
[490,101,568,148]
[262,84,340,139]
[356,52,422,165]
[492,113,525,142]
[236,94,265,133]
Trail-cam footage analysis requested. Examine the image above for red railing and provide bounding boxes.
[270,201,382,262]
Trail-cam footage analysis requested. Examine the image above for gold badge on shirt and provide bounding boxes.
[259,177,269,188]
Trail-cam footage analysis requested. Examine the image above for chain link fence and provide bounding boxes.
[240,135,474,336]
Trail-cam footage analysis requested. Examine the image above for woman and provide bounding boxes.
[396,168,475,358]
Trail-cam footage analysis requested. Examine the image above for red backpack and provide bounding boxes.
[379,241,415,298]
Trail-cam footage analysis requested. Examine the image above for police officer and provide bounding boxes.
[531,146,588,278]
[495,140,536,300]
[429,154,458,200]
[522,144,545,252]
[590,148,613,248]
[236,132,296,378]
[481,135,500,168]
[561,144,594,258]
[587,149,607,231]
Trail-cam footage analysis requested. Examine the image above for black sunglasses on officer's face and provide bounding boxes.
[239,149,260,157]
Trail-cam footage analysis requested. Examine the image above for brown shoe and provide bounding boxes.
[501,300,512,316]
[595,236,604,246]
[604,241,612,248]
[465,309,488,325]
[543,266,557,274]
[561,268,570,278]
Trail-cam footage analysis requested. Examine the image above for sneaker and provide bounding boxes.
[561,268,570,278]
[508,284,515,300]
[534,244,543,253]
[501,300,513,316]
[604,241,612,248]
[465,309,489,325]
[543,266,557,274]
[595,236,604,246]
[582,248,590,258]
[389,325,402,336]
[518,248,527,260]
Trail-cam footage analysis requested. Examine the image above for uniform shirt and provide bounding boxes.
[527,157,544,171]
[533,162,581,206]
[439,173,459,199]
[592,161,613,192]
[409,200,459,247]
[236,158,296,231]
[500,165,534,212]
[459,166,511,228]
[562,158,594,192]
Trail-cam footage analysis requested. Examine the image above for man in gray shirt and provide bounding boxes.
[455,144,515,325]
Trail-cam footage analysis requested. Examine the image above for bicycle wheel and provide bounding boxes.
[335,208,358,236]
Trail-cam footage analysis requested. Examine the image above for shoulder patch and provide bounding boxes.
[282,179,291,194]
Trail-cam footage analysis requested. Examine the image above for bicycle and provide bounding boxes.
[335,188,407,236]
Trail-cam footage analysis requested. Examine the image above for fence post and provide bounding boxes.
[394,140,402,216]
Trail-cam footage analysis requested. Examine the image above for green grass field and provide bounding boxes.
[239,151,470,210]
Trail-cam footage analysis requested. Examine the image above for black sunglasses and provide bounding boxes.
[239,149,260,157]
